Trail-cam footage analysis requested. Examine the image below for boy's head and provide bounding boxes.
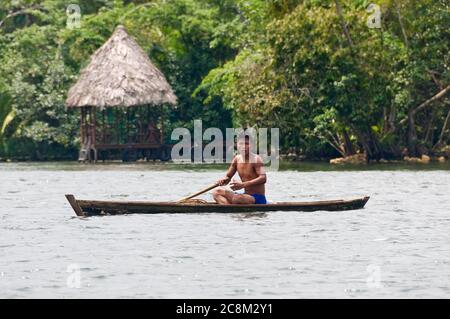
[236,131,253,156]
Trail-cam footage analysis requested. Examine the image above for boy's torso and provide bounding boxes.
[235,155,265,196]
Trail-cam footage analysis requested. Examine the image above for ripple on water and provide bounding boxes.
[43,285,62,289]
[373,238,389,241]
[232,288,252,295]
[0,244,16,248]
[310,229,327,233]
[1,167,450,298]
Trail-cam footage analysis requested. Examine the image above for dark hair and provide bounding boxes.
[236,131,252,143]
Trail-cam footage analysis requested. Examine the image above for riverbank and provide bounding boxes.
[2,147,449,167]
[327,153,448,165]
[1,160,450,172]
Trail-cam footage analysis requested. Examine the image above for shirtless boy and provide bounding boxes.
[212,134,267,204]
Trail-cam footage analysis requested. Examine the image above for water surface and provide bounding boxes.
[1,162,449,298]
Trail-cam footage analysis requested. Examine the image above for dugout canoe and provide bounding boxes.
[65,194,370,217]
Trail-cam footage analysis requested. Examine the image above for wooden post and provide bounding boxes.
[80,107,86,145]
[92,106,96,148]
[87,107,91,162]
[160,105,164,145]
[126,109,130,144]
[92,106,97,162]
[146,104,150,145]
[116,108,120,144]
[102,109,105,144]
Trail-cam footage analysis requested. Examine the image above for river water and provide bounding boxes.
[0,162,449,298]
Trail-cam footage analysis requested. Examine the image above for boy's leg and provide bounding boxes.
[231,194,255,205]
[212,188,235,204]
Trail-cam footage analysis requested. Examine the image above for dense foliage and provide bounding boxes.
[0,0,448,160]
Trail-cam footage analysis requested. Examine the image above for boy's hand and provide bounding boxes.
[230,180,245,191]
[217,177,231,186]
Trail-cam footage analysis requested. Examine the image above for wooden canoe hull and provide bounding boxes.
[65,194,370,216]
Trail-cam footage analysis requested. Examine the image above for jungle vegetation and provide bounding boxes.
[0,0,448,161]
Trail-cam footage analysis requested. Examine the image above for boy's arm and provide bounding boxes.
[217,157,237,185]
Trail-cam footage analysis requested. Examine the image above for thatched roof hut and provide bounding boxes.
[66,25,177,109]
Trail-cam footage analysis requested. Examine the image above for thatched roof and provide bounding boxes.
[66,25,177,109]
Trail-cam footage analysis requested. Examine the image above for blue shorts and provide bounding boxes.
[233,192,267,204]
[250,194,267,204]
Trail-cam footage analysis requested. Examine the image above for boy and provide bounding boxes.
[212,133,267,204]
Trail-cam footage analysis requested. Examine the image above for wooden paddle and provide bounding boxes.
[177,183,220,203]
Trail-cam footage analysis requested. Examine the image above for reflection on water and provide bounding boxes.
[231,213,268,220]
[0,162,449,298]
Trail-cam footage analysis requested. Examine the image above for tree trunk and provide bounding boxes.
[435,108,450,149]
[383,105,397,134]
[368,126,383,160]
[400,85,450,126]
[407,109,419,156]
[424,109,436,145]
[353,126,384,162]
[342,128,354,156]
[388,104,396,133]
[334,0,354,48]
[400,85,450,155]
[324,134,346,157]
[393,0,409,50]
